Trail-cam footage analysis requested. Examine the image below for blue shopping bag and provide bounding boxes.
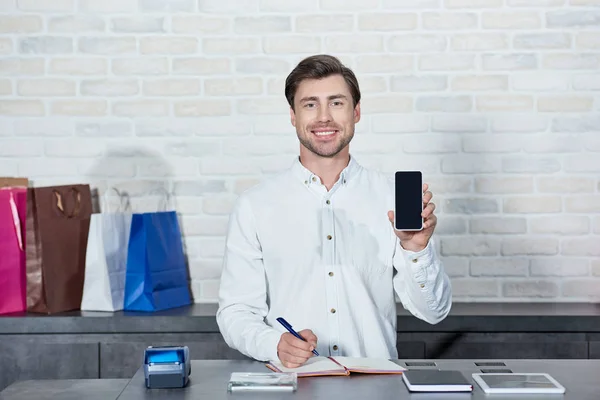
[123,211,191,311]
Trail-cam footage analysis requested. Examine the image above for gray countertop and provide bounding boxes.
[2,302,600,334]
[0,379,130,400]
[3,359,600,400]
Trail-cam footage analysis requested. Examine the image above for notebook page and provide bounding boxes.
[268,357,346,375]
[334,357,406,373]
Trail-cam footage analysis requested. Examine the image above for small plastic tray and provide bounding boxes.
[227,372,298,392]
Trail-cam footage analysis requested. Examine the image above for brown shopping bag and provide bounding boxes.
[26,184,92,314]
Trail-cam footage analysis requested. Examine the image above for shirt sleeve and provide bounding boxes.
[216,194,281,362]
[392,236,453,324]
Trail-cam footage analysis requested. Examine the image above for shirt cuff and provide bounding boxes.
[263,328,282,363]
[399,239,435,286]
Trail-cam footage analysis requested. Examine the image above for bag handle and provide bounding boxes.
[102,187,131,213]
[149,186,172,212]
[9,192,23,251]
[53,187,81,218]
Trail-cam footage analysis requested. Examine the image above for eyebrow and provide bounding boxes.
[298,94,348,103]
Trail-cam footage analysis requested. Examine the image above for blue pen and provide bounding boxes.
[276,317,319,356]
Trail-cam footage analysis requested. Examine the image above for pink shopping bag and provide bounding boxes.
[0,178,27,314]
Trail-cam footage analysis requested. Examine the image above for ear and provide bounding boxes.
[353,102,361,124]
[290,106,296,127]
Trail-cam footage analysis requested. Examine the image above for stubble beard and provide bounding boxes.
[297,128,354,158]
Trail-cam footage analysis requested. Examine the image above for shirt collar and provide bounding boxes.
[291,154,360,187]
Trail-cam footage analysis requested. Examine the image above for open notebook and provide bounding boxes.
[266,356,406,377]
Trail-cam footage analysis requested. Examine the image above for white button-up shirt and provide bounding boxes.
[217,155,452,362]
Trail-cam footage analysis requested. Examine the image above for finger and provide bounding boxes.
[387,210,394,224]
[282,361,303,369]
[280,346,314,361]
[277,345,314,363]
[286,341,315,357]
[280,350,310,364]
[280,353,308,368]
[299,330,318,348]
[423,214,437,229]
[300,337,317,349]
[421,202,436,218]
[298,329,315,334]
[422,190,433,204]
[422,183,429,192]
[282,335,314,354]
[283,332,312,348]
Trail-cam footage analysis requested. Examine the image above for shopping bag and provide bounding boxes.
[0,178,28,314]
[123,197,191,311]
[26,184,92,314]
[80,189,132,312]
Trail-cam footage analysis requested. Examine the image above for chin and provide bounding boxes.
[311,144,345,158]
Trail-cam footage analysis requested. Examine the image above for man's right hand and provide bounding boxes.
[276,329,318,368]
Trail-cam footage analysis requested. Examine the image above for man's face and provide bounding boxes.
[290,74,360,158]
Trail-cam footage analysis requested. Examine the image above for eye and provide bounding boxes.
[304,102,316,108]
[331,100,343,106]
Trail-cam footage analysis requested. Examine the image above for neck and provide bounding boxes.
[299,146,350,191]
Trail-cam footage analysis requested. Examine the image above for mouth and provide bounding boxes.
[311,129,339,139]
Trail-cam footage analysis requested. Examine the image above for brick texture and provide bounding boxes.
[0,1,598,302]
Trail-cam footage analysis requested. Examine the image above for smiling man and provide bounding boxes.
[216,54,452,368]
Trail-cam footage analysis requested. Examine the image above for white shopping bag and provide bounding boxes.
[81,189,132,312]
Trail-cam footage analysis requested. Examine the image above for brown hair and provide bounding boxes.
[284,54,361,111]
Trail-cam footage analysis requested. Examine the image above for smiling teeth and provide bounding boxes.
[314,131,336,136]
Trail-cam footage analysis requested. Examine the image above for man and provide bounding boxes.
[216,54,452,368]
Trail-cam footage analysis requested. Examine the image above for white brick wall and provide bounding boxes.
[0,0,599,303]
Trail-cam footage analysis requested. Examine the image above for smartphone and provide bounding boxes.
[394,171,423,231]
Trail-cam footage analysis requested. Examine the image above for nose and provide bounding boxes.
[317,105,332,123]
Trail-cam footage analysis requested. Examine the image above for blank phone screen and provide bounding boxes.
[394,171,423,231]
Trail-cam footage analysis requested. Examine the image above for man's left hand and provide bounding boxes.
[388,183,437,253]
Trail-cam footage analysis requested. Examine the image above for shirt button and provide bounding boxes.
[333,345,338,351]
[327,235,332,240]
[326,200,330,205]
[330,308,336,314]
[328,271,334,277]
[304,180,308,185]
[412,258,418,263]
[311,176,316,182]
[420,284,425,288]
